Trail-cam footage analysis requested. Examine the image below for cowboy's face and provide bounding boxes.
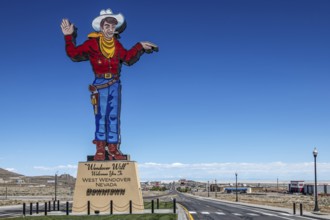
[101,21,116,39]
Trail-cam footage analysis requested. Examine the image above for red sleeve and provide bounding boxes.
[116,40,145,66]
[65,35,90,62]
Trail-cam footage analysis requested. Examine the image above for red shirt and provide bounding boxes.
[65,35,144,77]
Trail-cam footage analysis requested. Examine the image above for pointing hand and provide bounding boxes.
[140,41,159,53]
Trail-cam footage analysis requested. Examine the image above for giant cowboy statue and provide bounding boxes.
[61,9,158,161]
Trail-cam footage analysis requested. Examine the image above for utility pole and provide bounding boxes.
[313,148,320,212]
[55,172,58,201]
[215,179,217,198]
[235,172,238,202]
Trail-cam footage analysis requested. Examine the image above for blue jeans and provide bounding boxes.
[93,78,121,144]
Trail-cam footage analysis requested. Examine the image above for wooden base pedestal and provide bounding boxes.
[72,161,144,214]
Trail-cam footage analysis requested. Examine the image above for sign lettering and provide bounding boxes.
[80,162,132,196]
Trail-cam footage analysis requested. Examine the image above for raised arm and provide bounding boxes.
[61,19,89,62]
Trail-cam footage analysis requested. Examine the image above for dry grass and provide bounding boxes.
[0,185,73,206]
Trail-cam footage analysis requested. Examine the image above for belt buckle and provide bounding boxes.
[104,73,112,79]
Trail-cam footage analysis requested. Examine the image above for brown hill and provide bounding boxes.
[0,168,24,179]
[24,174,75,186]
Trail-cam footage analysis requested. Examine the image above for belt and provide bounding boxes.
[95,73,118,79]
[89,78,118,92]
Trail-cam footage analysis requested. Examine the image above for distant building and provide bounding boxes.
[140,181,149,190]
[150,181,161,187]
[9,177,24,184]
[304,184,330,195]
[224,187,251,194]
[179,179,187,186]
[289,181,304,193]
[210,184,221,192]
[16,179,24,184]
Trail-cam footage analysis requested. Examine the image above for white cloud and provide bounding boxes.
[138,162,330,181]
[4,168,17,172]
[33,164,78,171]
[33,164,78,177]
[31,162,330,182]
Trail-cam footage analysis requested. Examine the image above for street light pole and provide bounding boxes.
[55,172,58,201]
[313,148,320,212]
[215,179,217,198]
[235,172,238,202]
[207,181,210,197]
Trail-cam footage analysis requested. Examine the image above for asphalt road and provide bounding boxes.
[175,192,319,220]
[0,205,23,219]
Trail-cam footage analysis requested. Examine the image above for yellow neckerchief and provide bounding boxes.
[88,32,115,59]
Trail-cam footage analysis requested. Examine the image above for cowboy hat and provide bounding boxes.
[92,9,126,33]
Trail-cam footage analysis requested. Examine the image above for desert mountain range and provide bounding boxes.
[0,168,23,179]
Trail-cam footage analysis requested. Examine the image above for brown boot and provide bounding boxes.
[93,140,106,161]
[108,144,127,160]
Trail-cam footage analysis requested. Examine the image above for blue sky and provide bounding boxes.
[0,0,329,182]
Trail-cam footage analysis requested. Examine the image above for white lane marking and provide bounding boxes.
[201,211,210,214]
[279,213,293,216]
[216,212,225,215]
[247,213,260,216]
[232,213,242,216]
[234,206,304,220]
[260,212,277,216]
[183,195,302,220]
[189,211,197,214]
